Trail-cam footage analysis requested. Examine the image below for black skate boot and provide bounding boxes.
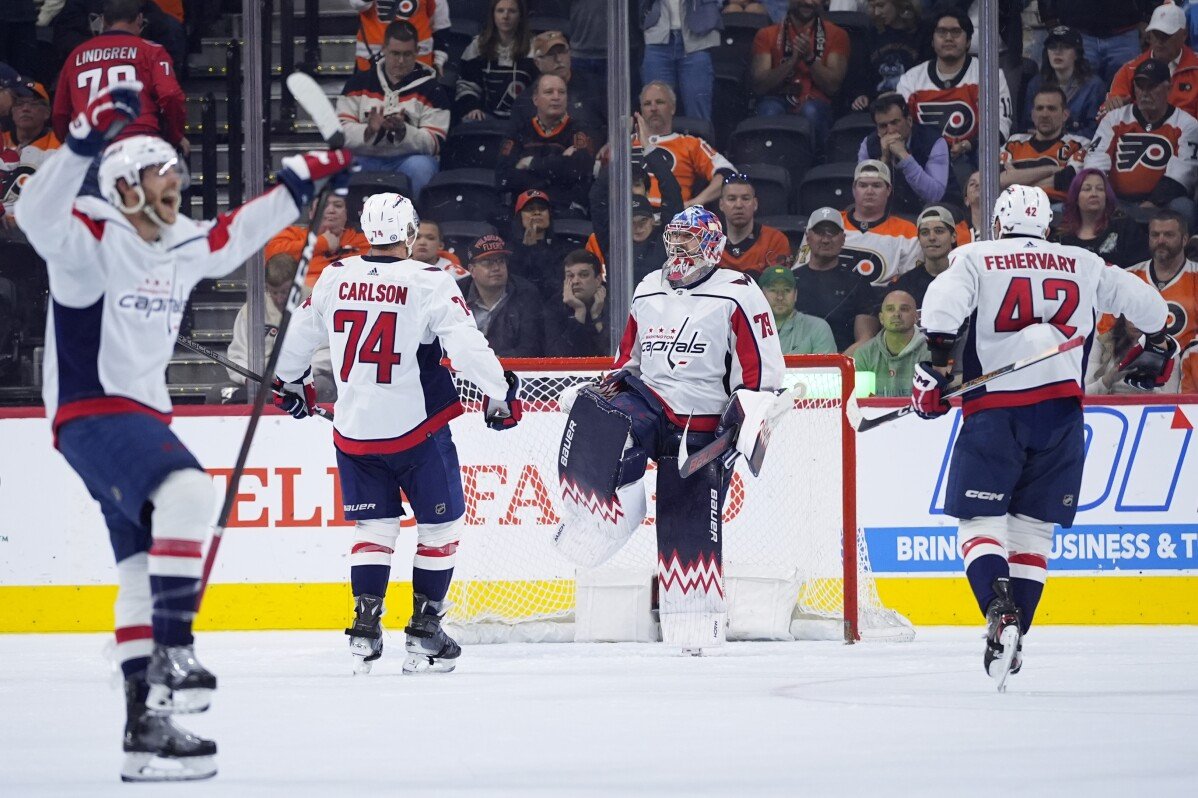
[344,594,385,675]
[121,679,216,783]
[145,644,216,714]
[403,593,461,674]
[983,577,1023,692]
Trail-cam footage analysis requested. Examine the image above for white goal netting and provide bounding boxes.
[442,357,913,643]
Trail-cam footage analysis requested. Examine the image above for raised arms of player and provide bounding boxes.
[12,145,103,290]
[729,286,785,392]
[424,272,509,401]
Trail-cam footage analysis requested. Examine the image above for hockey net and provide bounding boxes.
[442,356,913,643]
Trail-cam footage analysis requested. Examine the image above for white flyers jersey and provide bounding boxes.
[275,254,508,455]
[922,237,1168,415]
[895,55,1012,144]
[614,268,785,430]
[14,147,301,431]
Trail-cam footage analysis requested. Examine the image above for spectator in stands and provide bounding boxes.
[411,219,467,280]
[640,0,721,122]
[1037,1,1159,84]
[511,31,605,140]
[749,0,849,143]
[0,62,22,123]
[0,80,60,169]
[0,2,37,79]
[1053,169,1149,267]
[724,1,772,16]
[757,265,836,354]
[1079,59,1198,223]
[857,93,954,215]
[52,0,188,159]
[350,0,449,74]
[455,0,535,123]
[634,81,735,207]
[1001,86,1089,204]
[544,249,609,357]
[497,73,596,219]
[1086,315,1182,394]
[792,207,880,353]
[852,289,928,397]
[958,169,981,243]
[1183,340,1198,392]
[896,7,1011,162]
[337,21,449,200]
[1117,209,1198,349]
[586,195,668,283]
[1103,3,1198,119]
[459,234,544,357]
[718,174,792,274]
[568,1,610,84]
[508,188,568,298]
[849,0,925,111]
[265,194,370,288]
[1021,26,1105,138]
[891,205,955,307]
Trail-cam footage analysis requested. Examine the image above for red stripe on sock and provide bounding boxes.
[416,542,459,557]
[114,625,153,644]
[1009,552,1048,569]
[961,537,1003,558]
[351,542,394,555]
[149,539,202,558]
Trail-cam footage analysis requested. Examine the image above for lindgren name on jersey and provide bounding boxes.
[981,251,1077,273]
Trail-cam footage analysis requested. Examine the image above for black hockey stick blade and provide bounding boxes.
[852,335,1085,433]
[678,426,736,479]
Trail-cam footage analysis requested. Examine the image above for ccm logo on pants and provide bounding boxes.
[964,490,1005,501]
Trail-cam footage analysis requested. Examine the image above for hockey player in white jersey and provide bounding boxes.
[912,185,1174,690]
[272,192,520,675]
[553,206,785,652]
[13,81,355,780]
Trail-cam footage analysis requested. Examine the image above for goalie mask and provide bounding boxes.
[993,184,1052,239]
[663,206,726,288]
[361,192,420,249]
[98,135,189,227]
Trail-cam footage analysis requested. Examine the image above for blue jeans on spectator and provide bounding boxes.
[1081,29,1142,85]
[755,95,832,152]
[353,153,440,201]
[641,33,713,121]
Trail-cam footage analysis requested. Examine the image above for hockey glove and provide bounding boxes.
[277,149,355,208]
[483,370,523,430]
[67,80,143,157]
[272,369,318,419]
[911,361,951,420]
[1118,332,1178,391]
[595,368,630,400]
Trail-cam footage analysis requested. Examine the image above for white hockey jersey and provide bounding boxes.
[275,254,508,454]
[614,268,785,430]
[922,236,1169,415]
[896,55,1012,144]
[14,147,301,431]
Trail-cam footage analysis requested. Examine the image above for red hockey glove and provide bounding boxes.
[1118,332,1178,391]
[483,371,523,430]
[277,149,355,208]
[67,80,143,157]
[272,369,318,419]
[911,361,951,420]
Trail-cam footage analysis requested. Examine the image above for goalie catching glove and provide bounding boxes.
[911,361,951,419]
[273,369,318,419]
[482,370,522,430]
[1118,331,1178,391]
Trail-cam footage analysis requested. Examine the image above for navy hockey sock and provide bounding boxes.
[1011,577,1044,633]
[412,566,454,603]
[965,554,1009,617]
[148,575,198,646]
[121,656,150,680]
[351,564,390,598]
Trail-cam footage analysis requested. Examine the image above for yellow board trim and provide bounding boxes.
[1,577,1196,633]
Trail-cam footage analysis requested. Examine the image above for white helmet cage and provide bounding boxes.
[360,192,420,248]
[993,184,1052,239]
[97,135,189,224]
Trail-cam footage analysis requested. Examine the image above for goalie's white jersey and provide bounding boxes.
[614,268,785,429]
[275,254,508,454]
[922,236,1168,414]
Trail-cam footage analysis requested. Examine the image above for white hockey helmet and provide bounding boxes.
[993,184,1052,239]
[97,135,188,221]
[360,192,420,248]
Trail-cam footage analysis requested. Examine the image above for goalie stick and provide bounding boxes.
[677,384,805,479]
[848,335,1085,433]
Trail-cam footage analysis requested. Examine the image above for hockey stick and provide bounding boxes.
[848,335,1085,433]
[175,334,333,421]
[678,384,805,479]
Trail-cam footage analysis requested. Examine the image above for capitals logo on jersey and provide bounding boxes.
[914,101,976,141]
[640,317,709,368]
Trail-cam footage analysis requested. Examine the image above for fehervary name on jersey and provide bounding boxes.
[338,282,408,304]
[982,252,1077,272]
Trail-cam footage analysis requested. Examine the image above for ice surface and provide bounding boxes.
[1,627,1195,797]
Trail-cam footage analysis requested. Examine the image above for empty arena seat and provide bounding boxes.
[729,116,815,186]
[736,163,792,217]
[438,220,497,262]
[344,171,413,223]
[441,118,511,170]
[551,218,594,250]
[827,112,875,164]
[796,163,857,215]
[419,169,501,223]
[672,116,716,146]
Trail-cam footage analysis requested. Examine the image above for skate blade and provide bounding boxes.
[120,752,216,782]
[680,647,705,657]
[146,685,213,715]
[402,654,457,674]
[990,626,1021,692]
[352,655,374,675]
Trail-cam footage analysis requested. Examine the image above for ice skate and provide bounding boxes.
[145,644,216,714]
[983,578,1023,692]
[121,679,216,782]
[402,593,460,674]
[344,594,385,675]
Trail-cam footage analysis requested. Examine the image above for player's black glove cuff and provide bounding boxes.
[924,331,957,368]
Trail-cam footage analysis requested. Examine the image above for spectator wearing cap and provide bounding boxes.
[1022,25,1106,138]
[1001,86,1089,204]
[544,249,610,357]
[634,81,736,208]
[640,0,722,122]
[750,0,849,144]
[891,206,955,307]
[459,234,545,357]
[508,188,568,299]
[0,80,59,169]
[411,219,467,280]
[586,195,668,284]
[851,289,928,397]
[511,31,605,140]
[497,73,596,220]
[337,20,450,200]
[718,174,792,274]
[757,265,836,355]
[264,194,370,288]
[1103,2,1198,120]
[792,207,880,353]
[455,0,536,123]
[1037,1,1159,85]
[857,92,954,216]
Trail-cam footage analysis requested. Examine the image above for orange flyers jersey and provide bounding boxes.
[720,224,792,274]
[1082,104,1198,200]
[1181,341,1198,392]
[896,56,1012,145]
[635,132,735,204]
[1000,133,1089,201]
[352,0,450,72]
[1098,259,1198,349]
